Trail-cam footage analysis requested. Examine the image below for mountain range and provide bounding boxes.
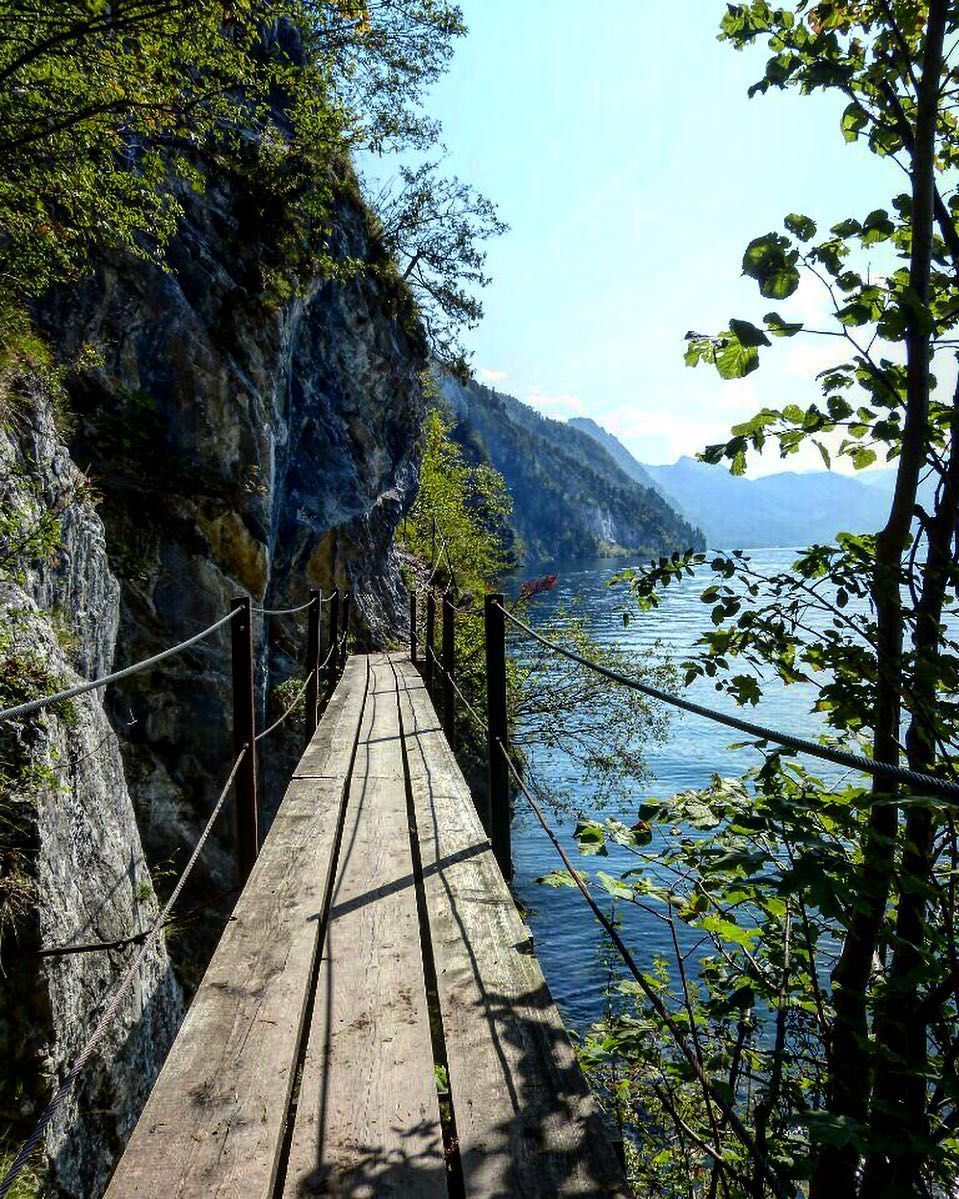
[570,418,895,550]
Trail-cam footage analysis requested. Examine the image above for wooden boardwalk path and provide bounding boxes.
[106,654,627,1198]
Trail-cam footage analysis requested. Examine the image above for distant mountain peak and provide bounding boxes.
[643,455,893,548]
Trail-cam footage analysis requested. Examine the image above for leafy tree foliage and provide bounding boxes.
[369,160,508,373]
[573,5,959,1197]
[401,401,673,809]
[0,0,466,300]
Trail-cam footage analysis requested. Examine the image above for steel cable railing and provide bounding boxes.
[0,609,240,724]
[492,738,787,1198]
[413,587,959,1194]
[0,585,346,1191]
[254,670,317,744]
[252,599,317,617]
[253,638,339,745]
[496,604,959,801]
[0,747,249,1198]
[421,630,787,1197]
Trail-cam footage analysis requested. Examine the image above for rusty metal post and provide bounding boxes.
[410,592,418,665]
[484,593,511,880]
[327,588,340,687]
[339,592,351,669]
[425,590,436,692]
[442,594,455,749]
[305,589,320,748]
[231,596,259,884]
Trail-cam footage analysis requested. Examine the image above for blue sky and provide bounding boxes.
[387,1,908,474]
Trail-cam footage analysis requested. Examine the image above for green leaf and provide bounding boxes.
[731,673,761,705]
[836,301,874,327]
[830,218,861,238]
[715,337,761,380]
[764,310,803,337]
[861,208,894,246]
[596,871,634,901]
[537,870,579,888]
[699,913,760,947]
[785,213,816,241]
[573,820,608,856]
[729,318,771,348]
[742,232,800,300]
[684,338,712,368]
[841,101,869,143]
[852,447,877,469]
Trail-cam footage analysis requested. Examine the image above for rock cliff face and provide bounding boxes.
[0,160,425,1194]
[43,166,426,957]
[0,382,182,1197]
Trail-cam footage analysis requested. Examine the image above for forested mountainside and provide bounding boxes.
[568,417,663,492]
[437,376,704,560]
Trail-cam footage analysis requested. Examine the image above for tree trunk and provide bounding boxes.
[810,6,947,1196]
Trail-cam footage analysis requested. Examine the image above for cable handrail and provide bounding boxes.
[440,662,486,732]
[0,571,352,1191]
[422,632,785,1194]
[493,738,786,1197]
[0,588,349,726]
[0,746,249,1198]
[254,670,317,744]
[495,604,959,800]
[252,598,318,617]
[0,609,240,725]
[422,629,783,1191]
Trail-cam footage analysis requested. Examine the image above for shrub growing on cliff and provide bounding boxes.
[369,161,508,374]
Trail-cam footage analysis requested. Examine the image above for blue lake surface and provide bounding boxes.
[507,547,855,1035]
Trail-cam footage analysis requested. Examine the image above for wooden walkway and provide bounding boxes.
[106,654,627,1198]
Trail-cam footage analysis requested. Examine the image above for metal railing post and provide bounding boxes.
[339,592,351,669]
[484,593,511,880]
[410,592,418,665]
[305,589,320,748]
[231,595,259,884]
[327,588,340,687]
[442,594,455,749]
[425,590,436,692]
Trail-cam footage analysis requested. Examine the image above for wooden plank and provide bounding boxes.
[296,655,372,779]
[281,656,448,1199]
[351,651,406,781]
[392,656,628,1198]
[105,656,370,1199]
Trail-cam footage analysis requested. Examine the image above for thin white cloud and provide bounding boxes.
[476,367,508,384]
[524,390,586,418]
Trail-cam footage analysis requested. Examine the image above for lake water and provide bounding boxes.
[508,547,853,1034]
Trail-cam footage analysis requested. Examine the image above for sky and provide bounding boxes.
[377,0,918,476]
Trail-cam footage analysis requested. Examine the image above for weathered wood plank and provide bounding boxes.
[296,655,373,779]
[392,656,628,1198]
[281,656,448,1199]
[105,656,370,1199]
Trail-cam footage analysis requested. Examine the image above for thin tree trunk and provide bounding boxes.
[810,6,947,1196]
[862,378,959,1197]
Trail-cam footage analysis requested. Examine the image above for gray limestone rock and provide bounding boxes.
[0,385,182,1197]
